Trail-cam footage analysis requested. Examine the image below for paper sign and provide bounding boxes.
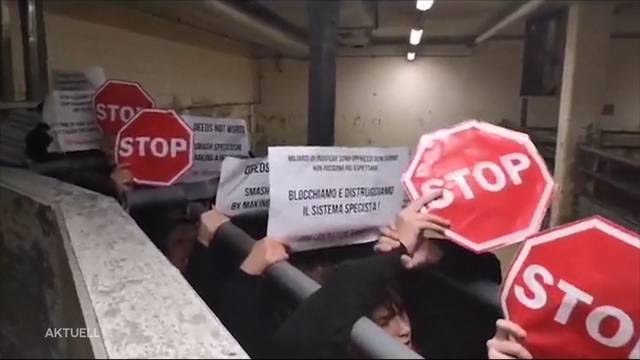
[215,157,270,216]
[43,68,106,152]
[0,110,40,165]
[267,146,409,252]
[180,115,251,183]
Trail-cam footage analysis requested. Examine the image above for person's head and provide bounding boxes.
[369,285,413,350]
[164,221,197,274]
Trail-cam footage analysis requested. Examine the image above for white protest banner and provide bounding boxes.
[0,110,40,165]
[180,115,251,183]
[215,157,270,216]
[43,67,106,152]
[267,146,409,252]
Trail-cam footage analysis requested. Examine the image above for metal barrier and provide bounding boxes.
[125,190,501,359]
[214,218,424,359]
[29,153,109,176]
[123,178,219,212]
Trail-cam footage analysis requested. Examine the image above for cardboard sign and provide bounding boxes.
[215,157,269,216]
[42,68,106,152]
[267,146,409,252]
[180,115,251,183]
[502,216,640,359]
[402,120,554,253]
[116,109,193,186]
[93,79,155,135]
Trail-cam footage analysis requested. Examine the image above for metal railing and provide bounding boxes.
[211,210,425,359]
[126,189,502,359]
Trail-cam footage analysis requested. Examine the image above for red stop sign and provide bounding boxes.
[93,80,155,135]
[115,109,193,186]
[402,120,554,253]
[502,216,640,358]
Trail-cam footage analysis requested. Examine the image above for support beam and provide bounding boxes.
[551,2,613,226]
[307,1,339,146]
[18,0,48,102]
[474,0,546,45]
[0,0,14,100]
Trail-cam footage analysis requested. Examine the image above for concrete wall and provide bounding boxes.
[0,167,247,358]
[256,36,640,154]
[526,38,640,130]
[255,40,524,154]
[0,186,97,358]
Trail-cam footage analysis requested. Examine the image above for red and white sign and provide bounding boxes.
[116,109,193,186]
[501,216,640,359]
[402,120,554,253]
[93,80,155,135]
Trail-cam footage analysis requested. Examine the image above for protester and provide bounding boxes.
[197,208,292,357]
[24,122,53,162]
[486,319,533,359]
[269,192,502,358]
[24,123,133,199]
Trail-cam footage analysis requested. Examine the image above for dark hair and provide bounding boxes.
[375,284,406,318]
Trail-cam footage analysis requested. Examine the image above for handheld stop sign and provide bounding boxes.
[502,216,640,359]
[116,109,193,186]
[402,120,554,253]
[93,79,155,135]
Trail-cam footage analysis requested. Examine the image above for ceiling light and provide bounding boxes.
[407,52,416,61]
[416,0,435,11]
[409,28,423,45]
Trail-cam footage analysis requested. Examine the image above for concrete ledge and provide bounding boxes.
[0,167,248,358]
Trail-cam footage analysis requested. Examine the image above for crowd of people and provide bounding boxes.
[24,123,536,359]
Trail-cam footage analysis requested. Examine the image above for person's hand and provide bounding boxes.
[487,319,532,359]
[395,190,450,255]
[240,237,289,276]
[197,208,230,247]
[110,165,133,195]
[374,221,402,253]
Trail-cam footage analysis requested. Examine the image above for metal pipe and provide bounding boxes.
[179,206,504,358]
[18,0,48,102]
[202,0,308,58]
[1,0,14,101]
[579,145,640,168]
[124,178,219,212]
[0,100,41,110]
[474,0,547,45]
[213,220,424,359]
[29,155,109,176]
[351,318,423,359]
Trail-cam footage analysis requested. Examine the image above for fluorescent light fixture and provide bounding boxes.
[407,52,416,61]
[416,0,435,11]
[409,28,423,45]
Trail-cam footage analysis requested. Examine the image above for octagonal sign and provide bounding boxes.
[501,216,640,358]
[93,79,155,135]
[402,120,554,253]
[115,109,193,186]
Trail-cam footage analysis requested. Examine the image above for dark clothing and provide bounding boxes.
[216,269,297,358]
[271,242,501,359]
[57,168,119,198]
[24,123,52,162]
[216,271,267,357]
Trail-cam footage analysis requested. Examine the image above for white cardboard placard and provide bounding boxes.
[43,68,106,153]
[180,115,251,183]
[267,146,409,252]
[215,157,269,216]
